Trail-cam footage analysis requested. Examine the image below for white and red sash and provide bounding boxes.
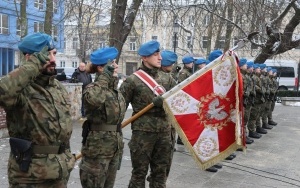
[133,70,166,96]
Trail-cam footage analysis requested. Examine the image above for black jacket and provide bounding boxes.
[71,68,92,89]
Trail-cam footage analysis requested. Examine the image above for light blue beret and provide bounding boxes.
[208,50,222,62]
[182,56,194,64]
[90,47,118,65]
[239,58,247,67]
[272,68,277,73]
[260,64,266,69]
[267,67,273,72]
[161,50,178,66]
[254,64,261,70]
[18,32,54,54]
[195,58,208,65]
[246,61,254,69]
[138,40,160,56]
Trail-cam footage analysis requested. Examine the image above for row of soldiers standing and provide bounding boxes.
[240,59,278,141]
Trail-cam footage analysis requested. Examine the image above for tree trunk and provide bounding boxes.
[224,0,233,51]
[44,0,53,35]
[109,0,143,64]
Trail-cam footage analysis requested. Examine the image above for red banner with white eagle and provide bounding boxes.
[162,51,245,170]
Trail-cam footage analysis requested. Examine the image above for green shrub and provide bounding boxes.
[277,90,300,97]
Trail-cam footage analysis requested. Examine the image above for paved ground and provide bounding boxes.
[1,103,300,187]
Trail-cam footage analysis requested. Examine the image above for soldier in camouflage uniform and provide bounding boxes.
[176,55,194,145]
[268,69,278,125]
[0,33,75,187]
[119,41,176,188]
[239,59,254,145]
[261,67,275,130]
[248,64,265,138]
[79,47,126,188]
[258,64,273,130]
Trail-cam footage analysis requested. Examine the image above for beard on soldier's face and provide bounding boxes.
[42,62,57,76]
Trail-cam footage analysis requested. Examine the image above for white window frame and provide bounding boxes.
[203,15,210,26]
[53,0,58,14]
[34,0,44,10]
[72,37,78,49]
[99,41,106,48]
[52,25,58,41]
[0,14,9,35]
[34,21,44,32]
[202,36,208,48]
[152,36,158,41]
[72,61,78,68]
[129,37,137,51]
[60,61,65,67]
[16,18,21,36]
[187,36,192,48]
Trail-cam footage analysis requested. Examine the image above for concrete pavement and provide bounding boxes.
[1,104,300,187]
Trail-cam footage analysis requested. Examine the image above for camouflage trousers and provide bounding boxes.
[128,130,172,188]
[262,100,272,124]
[9,180,67,188]
[79,131,124,188]
[244,105,252,135]
[268,100,276,121]
[248,102,264,132]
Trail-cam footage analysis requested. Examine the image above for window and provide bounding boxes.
[72,61,78,68]
[52,25,58,41]
[16,18,21,36]
[152,36,158,41]
[187,36,192,49]
[60,61,65,67]
[202,36,208,48]
[99,41,106,48]
[34,22,44,32]
[270,66,295,77]
[216,36,225,49]
[53,0,58,14]
[232,36,239,46]
[153,14,158,25]
[34,0,44,10]
[0,14,9,34]
[72,37,78,49]
[203,15,210,26]
[129,37,137,51]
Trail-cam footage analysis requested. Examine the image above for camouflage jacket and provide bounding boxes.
[252,72,265,103]
[241,69,252,98]
[177,66,193,83]
[80,72,126,172]
[83,72,126,127]
[119,64,176,132]
[0,56,75,184]
[260,72,270,97]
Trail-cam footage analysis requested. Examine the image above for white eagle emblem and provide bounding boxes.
[206,98,228,121]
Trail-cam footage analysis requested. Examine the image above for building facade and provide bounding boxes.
[0,0,64,76]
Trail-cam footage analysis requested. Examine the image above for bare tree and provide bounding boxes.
[109,0,143,63]
[254,0,300,62]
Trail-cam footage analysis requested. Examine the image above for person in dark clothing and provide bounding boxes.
[71,62,93,118]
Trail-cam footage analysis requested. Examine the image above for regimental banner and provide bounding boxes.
[163,51,245,170]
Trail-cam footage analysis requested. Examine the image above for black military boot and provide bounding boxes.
[262,122,273,130]
[205,166,218,172]
[246,136,254,144]
[225,153,236,160]
[256,127,267,134]
[214,163,223,169]
[268,120,278,126]
[249,131,262,139]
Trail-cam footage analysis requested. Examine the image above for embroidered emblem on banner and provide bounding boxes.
[197,93,233,130]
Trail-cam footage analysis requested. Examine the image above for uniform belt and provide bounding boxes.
[90,124,120,132]
[32,144,66,154]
